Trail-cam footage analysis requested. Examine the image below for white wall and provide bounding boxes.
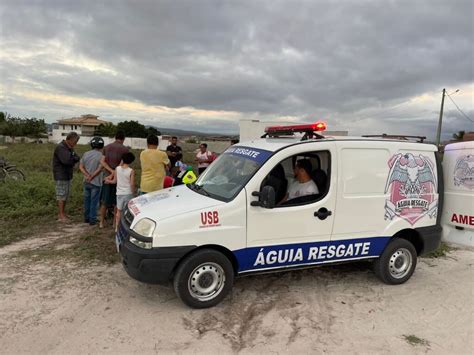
[239,120,274,142]
[0,135,43,144]
[49,134,169,151]
[51,127,83,142]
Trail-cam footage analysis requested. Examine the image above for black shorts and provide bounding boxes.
[101,183,117,207]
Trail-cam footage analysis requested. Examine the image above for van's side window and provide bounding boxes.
[260,150,331,207]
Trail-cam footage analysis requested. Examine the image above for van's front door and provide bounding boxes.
[236,142,337,273]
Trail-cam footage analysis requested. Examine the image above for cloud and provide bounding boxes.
[1,0,473,137]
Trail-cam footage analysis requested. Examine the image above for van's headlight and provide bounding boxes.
[132,218,156,238]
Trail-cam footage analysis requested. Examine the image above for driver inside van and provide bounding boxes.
[282,159,319,202]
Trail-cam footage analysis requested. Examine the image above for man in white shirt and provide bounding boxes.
[285,159,319,202]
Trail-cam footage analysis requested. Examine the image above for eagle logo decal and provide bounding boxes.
[384,153,438,225]
[454,154,474,189]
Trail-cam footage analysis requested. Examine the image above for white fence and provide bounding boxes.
[0,135,46,144]
[48,135,168,151]
[1,134,232,154]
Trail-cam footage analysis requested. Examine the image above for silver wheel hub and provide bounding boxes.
[389,248,413,279]
[188,262,225,301]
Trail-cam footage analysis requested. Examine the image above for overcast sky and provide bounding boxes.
[1,0,473,139]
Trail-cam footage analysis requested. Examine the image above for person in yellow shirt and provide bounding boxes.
[140,134,170,194]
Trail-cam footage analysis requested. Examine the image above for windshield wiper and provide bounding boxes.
[189,183,210,196]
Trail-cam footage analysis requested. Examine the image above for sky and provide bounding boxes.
[1,0,473,139]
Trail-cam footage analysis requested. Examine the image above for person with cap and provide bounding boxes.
[79,137,104,226]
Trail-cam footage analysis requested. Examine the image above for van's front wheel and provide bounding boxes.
[374,238,417,284]
[173,249,234,308]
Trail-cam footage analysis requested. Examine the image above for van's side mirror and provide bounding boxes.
[251,185,276,209]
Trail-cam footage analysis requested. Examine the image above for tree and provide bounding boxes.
[146,126,161,136]
[1,119,22,139]
[0,115,46,139]
[116,120,159,138]
[0,112,6,135]
[94,123,117,137]
[452,131,465,141]
[22,118,47,138]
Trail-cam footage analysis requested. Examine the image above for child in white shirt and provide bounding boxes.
[104,152,136,230]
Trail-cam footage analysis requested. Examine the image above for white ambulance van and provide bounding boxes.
[116,123,443,308]
[441,141,474,247]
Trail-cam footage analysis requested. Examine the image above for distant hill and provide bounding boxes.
[146,126,237,137]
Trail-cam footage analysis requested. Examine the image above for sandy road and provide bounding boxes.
[0,231,472,354]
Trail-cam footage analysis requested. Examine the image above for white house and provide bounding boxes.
[51,114,110,142]
[49,114,171,150]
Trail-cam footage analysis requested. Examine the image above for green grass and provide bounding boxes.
[0,142,199,247]
[0,143,82,246]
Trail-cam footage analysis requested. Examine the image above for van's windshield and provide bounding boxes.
[189,146,273,201]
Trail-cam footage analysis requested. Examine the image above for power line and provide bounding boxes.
[446,92,474,123]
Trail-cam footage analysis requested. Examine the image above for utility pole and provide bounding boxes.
[436,88,446,147]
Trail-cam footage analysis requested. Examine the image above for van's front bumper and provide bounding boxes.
[116,217,196,284]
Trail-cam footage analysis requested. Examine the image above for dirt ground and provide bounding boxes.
[0,225,473,354]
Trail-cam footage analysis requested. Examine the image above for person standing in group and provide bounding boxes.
[166,136,182,169]
[52,131,80,222]
[99,130,129,228]
[140,134,170,194]
[104,152,136,231]
[79,137,104,226]
[195,143,213,175]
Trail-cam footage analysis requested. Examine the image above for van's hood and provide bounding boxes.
[127,185,224,222]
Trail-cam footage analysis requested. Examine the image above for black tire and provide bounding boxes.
[173,249,234,309]
[5,169,25,181]
[373,238,417,285]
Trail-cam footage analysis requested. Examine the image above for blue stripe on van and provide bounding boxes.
[223,146,273,164]
[233,237,391,273]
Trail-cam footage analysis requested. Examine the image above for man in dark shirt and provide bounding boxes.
[99,130,129,228]
[52,131,80,221]
[166,136,182,169]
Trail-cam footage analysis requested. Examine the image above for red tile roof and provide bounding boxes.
[57,114,110,126]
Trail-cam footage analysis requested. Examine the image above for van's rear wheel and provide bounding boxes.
[374,238,417,284]
[173,249,234,308]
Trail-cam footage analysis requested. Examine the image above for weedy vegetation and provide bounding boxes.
[422,242,455,259]
[0,142,199,249]
[403,334,430,347]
